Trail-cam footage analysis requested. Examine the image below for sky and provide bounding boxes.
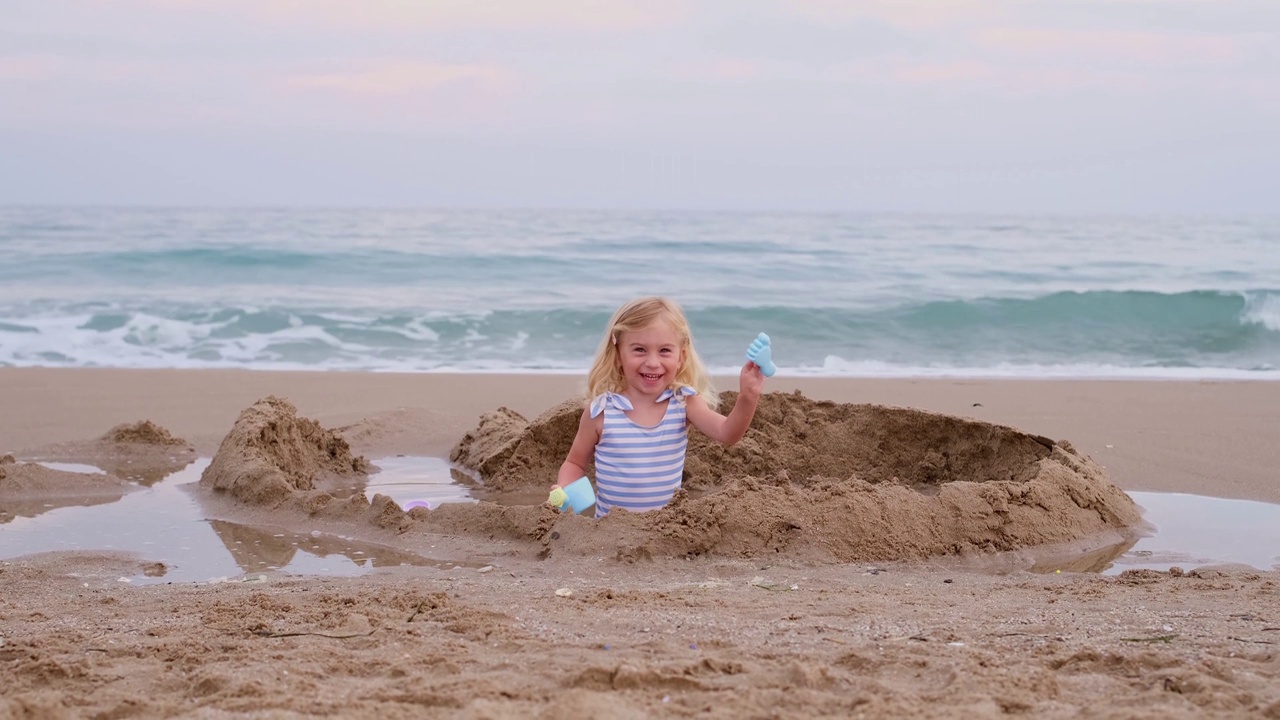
[1,0,1277,213]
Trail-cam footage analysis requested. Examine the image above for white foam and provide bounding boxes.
[1241,292,1280,332]
[401,318,441,342]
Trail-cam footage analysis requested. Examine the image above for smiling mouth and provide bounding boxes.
[640,372,663,381]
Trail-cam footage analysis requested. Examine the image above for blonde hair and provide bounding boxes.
[586,296,718,409]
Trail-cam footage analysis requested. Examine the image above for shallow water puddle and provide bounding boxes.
[0,458,480,585]
[360,455,479,509]
[1103,492,1280,574]
[1023,492,1280,574]
[39,462,109,475]
[362,456,567,509]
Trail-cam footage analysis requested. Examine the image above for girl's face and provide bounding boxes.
[615,319,684,398]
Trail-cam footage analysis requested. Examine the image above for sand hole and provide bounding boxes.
[685,395,1055,492]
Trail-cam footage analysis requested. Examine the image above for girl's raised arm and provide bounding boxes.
[686,362,764,446]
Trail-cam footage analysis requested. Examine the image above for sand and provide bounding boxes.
[1,368,1278,719]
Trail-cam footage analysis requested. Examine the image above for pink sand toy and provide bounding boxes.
[746,332,776,377]
[402,499,431,511]
[548,476,596,514]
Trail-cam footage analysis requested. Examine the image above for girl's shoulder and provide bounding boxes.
[589,391,633,417]
[589,386,699,417]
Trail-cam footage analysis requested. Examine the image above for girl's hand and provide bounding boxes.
[548,486,569,509]
[739,361,765,399]
[745,332,776,377]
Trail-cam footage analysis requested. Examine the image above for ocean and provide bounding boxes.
[1,206,1277,379]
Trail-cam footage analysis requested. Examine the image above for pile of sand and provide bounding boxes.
[449,398,584,491]
[0,419,199,521]
[102,419,187,446]
[21,420,198,486]
[444,391,1143,562]
[200,396,371,507]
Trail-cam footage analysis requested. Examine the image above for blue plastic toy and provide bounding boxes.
[548,476,596,514]
[746,332,776,377]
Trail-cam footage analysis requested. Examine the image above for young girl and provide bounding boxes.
[553,296,766,518]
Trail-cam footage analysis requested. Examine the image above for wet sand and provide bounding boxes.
[1,368,1278,718]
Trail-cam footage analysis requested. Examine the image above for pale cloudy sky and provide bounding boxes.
[1,0,1276,213]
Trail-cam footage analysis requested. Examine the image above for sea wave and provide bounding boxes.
[1,290,1276,376]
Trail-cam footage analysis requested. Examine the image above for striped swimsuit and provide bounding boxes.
[590,386,696,519]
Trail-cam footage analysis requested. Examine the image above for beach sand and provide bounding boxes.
[1,368,1278,718]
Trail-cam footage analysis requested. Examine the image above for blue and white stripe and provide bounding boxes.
[591,387,695,518]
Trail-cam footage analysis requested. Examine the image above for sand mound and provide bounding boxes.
[23,420,198,486]
[629,440,1140,561]
[445,391,1142,562]
[200,396,371,507]
[102,420,187,446]
[449,398,584,491]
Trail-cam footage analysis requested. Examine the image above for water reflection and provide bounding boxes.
[1106,492,1280,573]
[207,518,469,576]
[1021,492,1280,574]
[0,457,478,584]
[30,454,196,487]
[88,454,197,486]
[0,494,126,524]
[362,456,478,509]
[1026,534,1141,574]
[0,461,135,523]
